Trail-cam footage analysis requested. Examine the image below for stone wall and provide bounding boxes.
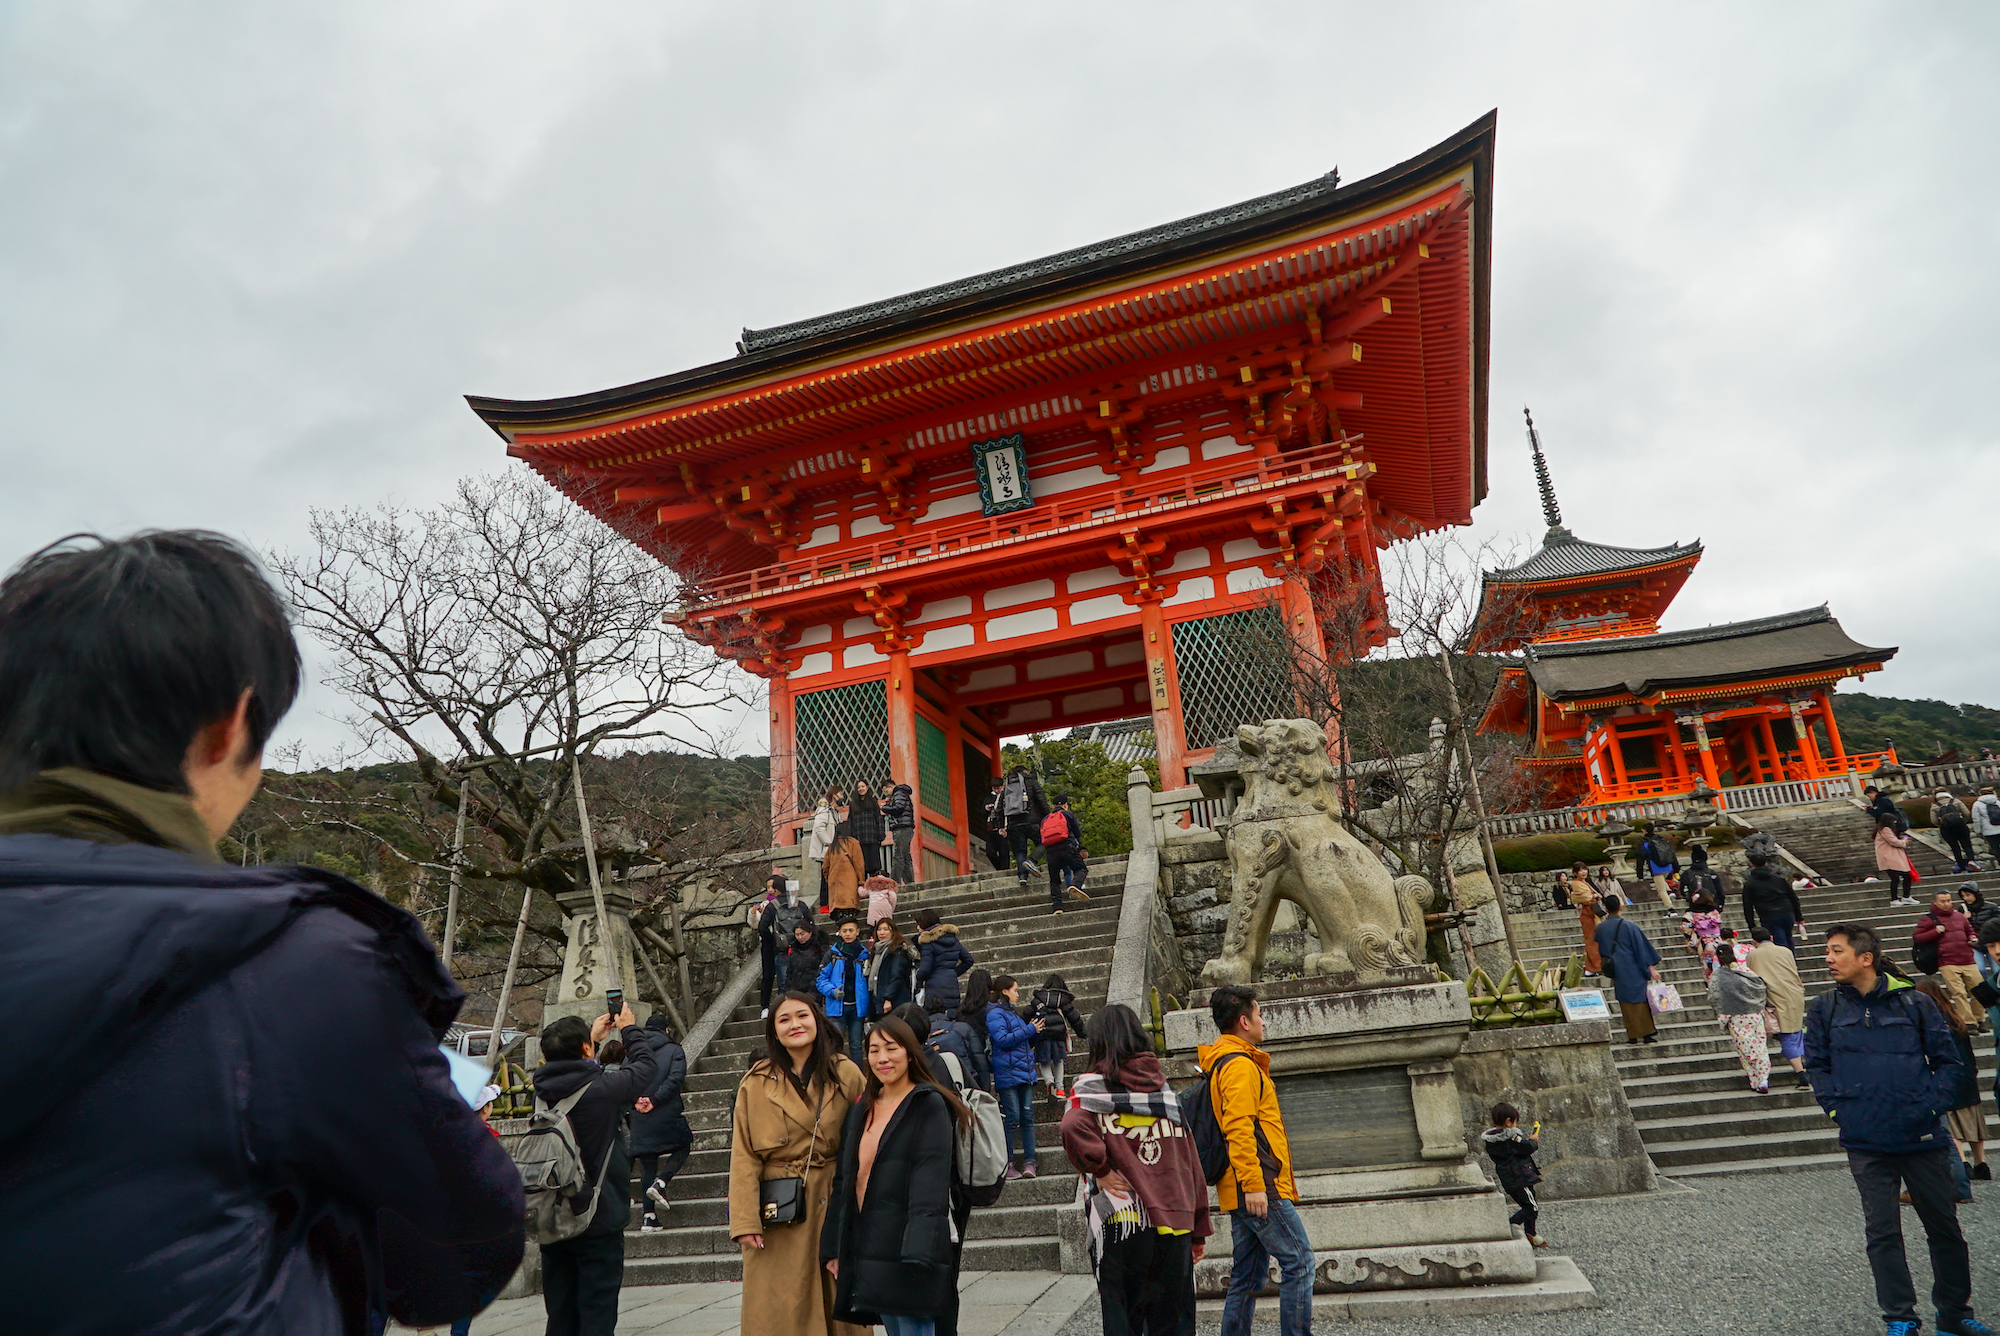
[1451,1021,1657,1200]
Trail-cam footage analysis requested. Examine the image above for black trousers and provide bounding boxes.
[861,840,882,877]
[1943,822,1977,867]
[1097,1229,1196,1336]
[1504,1183,1539,1237]
[637,1139,692,1202]
[1008,825,1041,880]
[758,935,777,1011]
[1887,870,1912,899]
[540,1230,625,1336]
[1048,845,1083,911]
[1847,1147,1972,1327]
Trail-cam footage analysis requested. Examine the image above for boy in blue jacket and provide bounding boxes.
[817,918,872,1055]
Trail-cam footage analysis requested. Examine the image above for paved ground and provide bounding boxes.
[425,1167,2000,1334]
[403,1269,1096,1335]
[1057,1167,2000,1335]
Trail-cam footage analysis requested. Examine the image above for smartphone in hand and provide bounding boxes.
[606,989,623,1027]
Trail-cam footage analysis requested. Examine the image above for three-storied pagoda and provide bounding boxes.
[470,116,1498,875]
[1477,413,1897,807]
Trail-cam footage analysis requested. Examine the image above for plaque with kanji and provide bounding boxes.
[970,433,1034,516]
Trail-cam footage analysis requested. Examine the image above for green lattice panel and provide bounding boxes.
[917,716,953,819]
[794,680,890,810]
[1171,607,1296,751]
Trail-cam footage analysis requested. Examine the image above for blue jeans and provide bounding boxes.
[1221,1197,1316,1336]
[1762,916,1795,950]
[997,1081,1037,1165]
[880,1314,935,1336]
[841,1011,866,1059]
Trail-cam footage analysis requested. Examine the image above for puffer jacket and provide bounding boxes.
[820,1084,958,1323]
[923,1012,979,1090]
[1707,963,1768,1017]
[782,930,829,995]
[1804,972,1962,1154]
[1479,1125,1542,1190]
[986,1002,1039,1090]
[867,938,918,1013]
[628,1017,690,1155]
[817,938,872,1018]
[1975,795,2000,838]
[882,784,916,832]
[1028,985,1086,1045]
[915,923,973,1014]
[1914,908,1980,968]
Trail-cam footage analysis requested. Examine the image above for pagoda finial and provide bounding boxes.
[1524,406,1564,532]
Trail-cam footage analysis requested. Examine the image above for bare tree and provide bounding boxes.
[259,468,755,1027]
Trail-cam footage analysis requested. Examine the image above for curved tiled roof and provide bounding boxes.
[738,170,1346,353]
[1485,528,1702,584]
[1522,606,1896,701]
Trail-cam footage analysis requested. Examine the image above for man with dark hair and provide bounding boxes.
[1199,986,1311,1336]
[1807,922,1986,1336]
[0,531,524,1333]
[532,1002,657,1335]
[1740,853,1805,947]
[1000,764,1049,888]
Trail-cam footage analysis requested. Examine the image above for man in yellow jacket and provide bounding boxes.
[1198,986,1314,1335]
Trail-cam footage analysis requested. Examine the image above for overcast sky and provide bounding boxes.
[3,2,1995,763]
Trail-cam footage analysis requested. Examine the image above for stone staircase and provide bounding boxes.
[1513,875,2000,1178]
[616,854,1128,1284]
[1739,801,1960,885]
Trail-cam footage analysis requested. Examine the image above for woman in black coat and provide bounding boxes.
[868,918,918,1015]
[849,781,887,878]
[821,1016,965,1333]
[628,1014,691,1232]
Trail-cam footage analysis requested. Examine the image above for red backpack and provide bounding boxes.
[1040,811,1070,846]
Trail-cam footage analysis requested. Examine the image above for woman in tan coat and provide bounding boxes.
[824,830,866,919]
[730,991,869,1336]
[1568,862,1602,975]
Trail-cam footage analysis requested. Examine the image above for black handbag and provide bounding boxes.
[757,1087,824,1226]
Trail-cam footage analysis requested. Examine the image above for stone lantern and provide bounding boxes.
[1678,781,1720,860]
[1598,818,1635,879]
[1871,756,1909,801]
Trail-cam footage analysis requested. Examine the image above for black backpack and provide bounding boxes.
[1180,1051,1257,1185]
[1914,919,1943,975]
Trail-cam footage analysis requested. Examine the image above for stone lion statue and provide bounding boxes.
[1200,718,1433,987]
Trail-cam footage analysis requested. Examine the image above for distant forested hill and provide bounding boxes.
[1829,693,2000,761]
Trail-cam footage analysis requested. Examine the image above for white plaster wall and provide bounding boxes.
[987,607,1060,640]
[966,665,1017,690]
[1067,565,1126,594]
[1163,548,1211,575]
[1036,465,1116,495]
[925,491,983,520]
[1069,594,1131,624]
[912,595,972,624]
[1222,537,1272,562]
[1064,687,1128,714]
[1200,435,1252,460]
[843,616,877,639]
[844,643,887,667]
[986,579,1055,610]
[850,514,892,537]
[798,524,840,550]
[912,623,975,656]
[1140,445,1191,474]
[796,623,831,646]
[1000,700,1053,726]
[790,652,833,678]
[1027,651,1094,681]
[1227,566,1282,593]
[1163,576,1215,607]
[1104,639,1146,666]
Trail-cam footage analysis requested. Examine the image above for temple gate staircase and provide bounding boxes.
[616,855,1126,1284]
[1514,873,2000,1178]
[1734,801,1962,885]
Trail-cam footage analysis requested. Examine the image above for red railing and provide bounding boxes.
[681,442,1368,611]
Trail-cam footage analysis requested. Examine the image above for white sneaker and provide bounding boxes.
[640,1217,661,1234]
[761,1007,770,1019]
[646,1179,671,1211]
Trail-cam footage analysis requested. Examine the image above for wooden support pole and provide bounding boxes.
[570,753,621,995]
[669,900,694,1021]
[1438,649,1521,965]
[633,937,689,1037]
[886,647,922,823]
[486,884,533,1076]
[1139,599,1187,788]
[768,675,798,846]
[440,775,469,973]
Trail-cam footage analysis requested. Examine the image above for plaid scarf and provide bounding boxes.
[1068,1073,1185,1275]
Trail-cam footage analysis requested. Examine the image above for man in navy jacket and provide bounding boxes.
[0,532,523,1335]
[1805,922,1986,1336]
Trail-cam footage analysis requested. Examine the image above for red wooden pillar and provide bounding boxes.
[1819,690,1851,768]
[886,648,921,810]
[1139,597,1187,788]
[1688,712,1723,790]
[768,673,798,845]
[1276,576,1335,745]
[944,706,972,876]
[1790,698,1824,778]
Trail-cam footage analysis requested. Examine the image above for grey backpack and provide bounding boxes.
[931,1051,1009,1208]
[502,1081,617,1245]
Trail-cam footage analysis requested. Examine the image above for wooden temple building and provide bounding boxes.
[1476,413,1897,808]
[468,116,1497,875]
